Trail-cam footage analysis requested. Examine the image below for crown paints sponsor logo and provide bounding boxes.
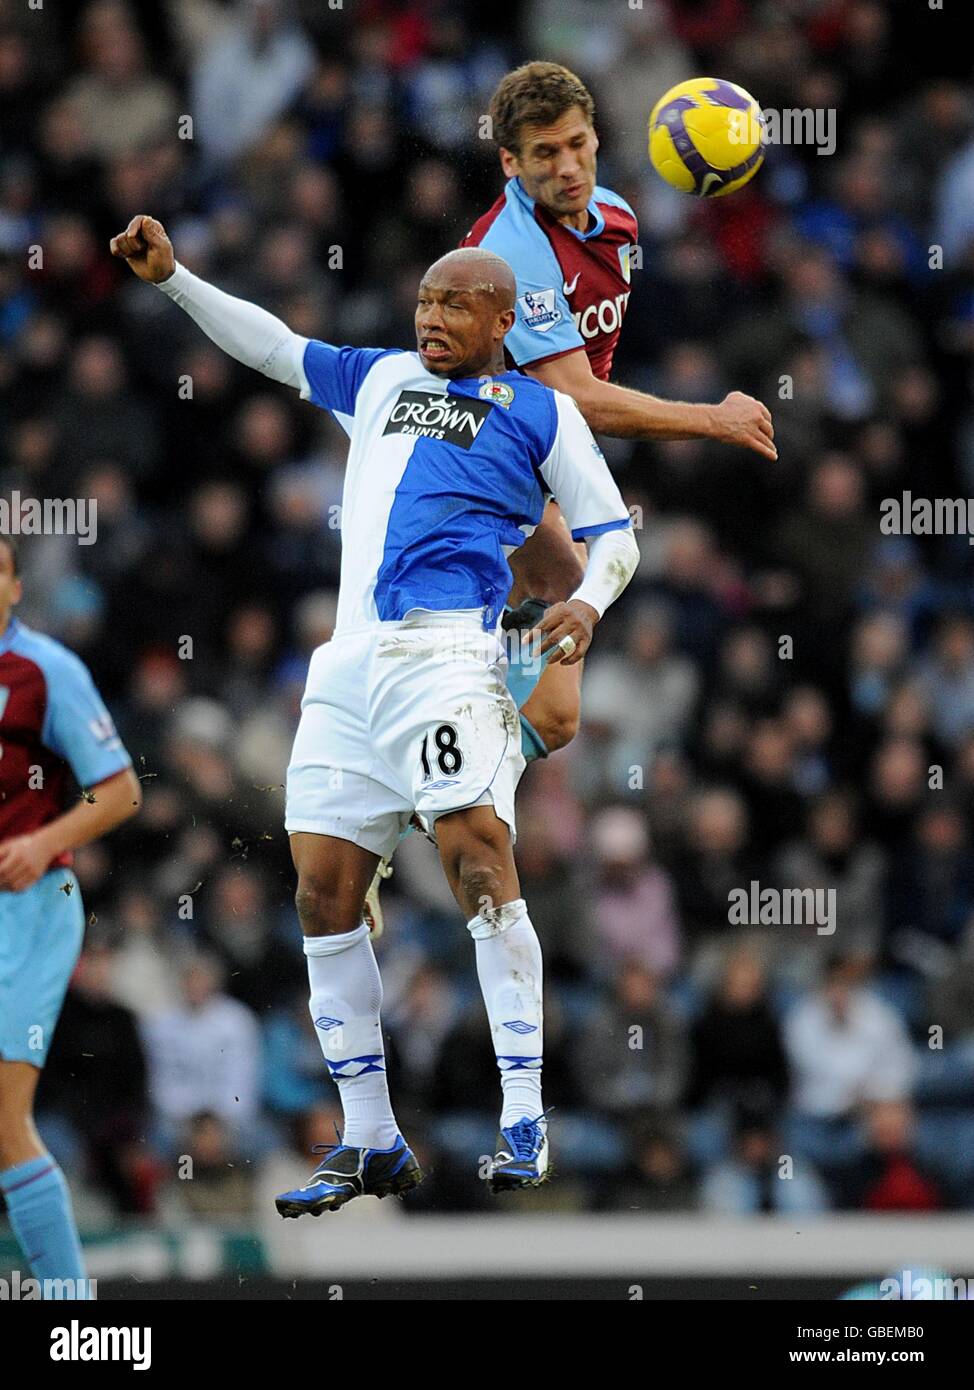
[383,391,493,448]
[0,492,97,544]
[50,1320,150,1370]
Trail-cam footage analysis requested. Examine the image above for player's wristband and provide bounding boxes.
[570,525,639,617]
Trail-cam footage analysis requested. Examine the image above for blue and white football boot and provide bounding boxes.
[275,1134,423,1217]
[488,1116,550,1193]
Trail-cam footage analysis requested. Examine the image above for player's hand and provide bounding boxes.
[109,214,176,283]
[526,599,598,667]
[0,832,53,892]
[712,391,777,460]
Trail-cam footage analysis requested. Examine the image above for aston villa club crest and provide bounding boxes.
[618,244,632,284]
[478,379,515,408]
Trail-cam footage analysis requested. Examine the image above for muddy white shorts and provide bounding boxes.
[285,612,526,859]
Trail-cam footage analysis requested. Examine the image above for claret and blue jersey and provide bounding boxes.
[0,618,132,868]
[461,176,639,382]
[0,618,132,1067]
[300,343,632,633]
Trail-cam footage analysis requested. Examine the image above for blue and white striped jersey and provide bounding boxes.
[300,344,631,633]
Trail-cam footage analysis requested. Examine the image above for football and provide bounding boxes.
[648,76,765,197]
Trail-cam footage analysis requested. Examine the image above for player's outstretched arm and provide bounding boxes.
[526,346,777,461]
[110,214,309,392]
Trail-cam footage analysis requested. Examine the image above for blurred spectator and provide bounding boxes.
[581,601,699,784]
[141,955,263,1153]
[603,1121,698,1213]
[199,863,304,1013]
[108,885,184,1018]
[168,1112,256,1219]
[639,520,725,670]
[671,788,760,942]
[848,609,910,722]
[190,0,315,166]
[884,800,974,969]
[700,1101,828,1216]
[784,956,916,1168]
[830,1101,948,1212]
[39,941,152,1214]
[383,964,459,1115]
[916,614,974,748]
[588,808,681,979]
[866,737,928,851]
[64,2,178,160]
[687,945,788,1115]
[576,961,687,1121]
[776,792,886,961]
[513,819,595,982]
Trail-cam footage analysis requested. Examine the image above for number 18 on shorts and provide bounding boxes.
[285,618,526,860]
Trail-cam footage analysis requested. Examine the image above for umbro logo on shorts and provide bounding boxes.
[382,390,493,448]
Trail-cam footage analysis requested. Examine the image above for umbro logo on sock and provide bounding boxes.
[502,1020,537,1034]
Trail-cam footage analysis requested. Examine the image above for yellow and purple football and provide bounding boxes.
[649,77,765,197]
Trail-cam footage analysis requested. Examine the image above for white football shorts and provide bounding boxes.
[285,611,526,859]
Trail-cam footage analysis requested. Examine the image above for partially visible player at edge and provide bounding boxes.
[463,61,777,763]
[111,213,639,1202]
[0,537,141,1297]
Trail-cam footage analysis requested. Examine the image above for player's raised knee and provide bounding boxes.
[295,876,359,937]
[446,850,508,919]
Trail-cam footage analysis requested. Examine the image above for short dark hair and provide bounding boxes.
[489,61,595,154]
[0,535,19,575]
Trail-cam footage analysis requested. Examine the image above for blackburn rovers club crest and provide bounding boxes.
[517,288,562,333]
[618,244,632,284]
[478,379,515,408]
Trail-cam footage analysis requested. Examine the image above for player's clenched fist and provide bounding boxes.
[711,389,777,461]
[0,831,53,892]
[109,214,175,284]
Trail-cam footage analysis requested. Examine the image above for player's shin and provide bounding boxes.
[0,1155,89,1296]
[304,925,400,1150]
[467,899,544,1127]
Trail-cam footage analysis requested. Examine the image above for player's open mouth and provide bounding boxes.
[420,339,451,361]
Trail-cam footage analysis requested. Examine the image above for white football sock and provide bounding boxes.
[304,925,400,1150]
[467,898,544,1129]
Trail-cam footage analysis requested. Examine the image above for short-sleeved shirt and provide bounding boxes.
[0,618,132,869]
[461,177,639,381]
[298,345,632,633]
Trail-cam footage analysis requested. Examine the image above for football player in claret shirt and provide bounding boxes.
[462,62,777,762]
[0,537,141,1297]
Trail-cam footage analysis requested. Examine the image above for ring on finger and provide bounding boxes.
[557,634,577,658]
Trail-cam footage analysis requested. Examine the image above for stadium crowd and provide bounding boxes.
[2,0,974,1224]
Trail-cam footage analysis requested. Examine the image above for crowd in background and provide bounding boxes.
[2,0,974,1223]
